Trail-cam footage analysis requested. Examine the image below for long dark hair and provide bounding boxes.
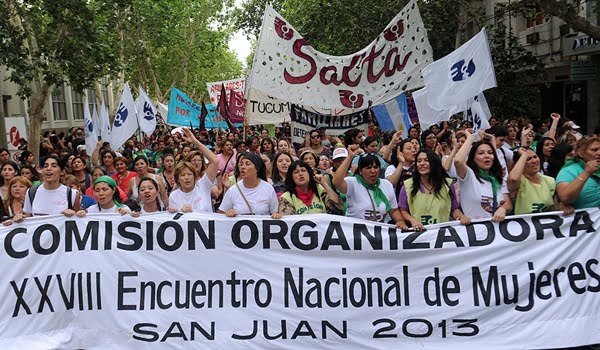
[137,176,162,211]
[536,137,555,162]
[467,140,503,184]
[0,161,20,186]
[545,143,574,178]
[272,151,292,183]
[390,140,414,167]
[411,150,452,200]
[284,160,319,195]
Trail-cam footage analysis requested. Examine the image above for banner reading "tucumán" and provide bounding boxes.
[1,210,599,349]
[246,0,433,125]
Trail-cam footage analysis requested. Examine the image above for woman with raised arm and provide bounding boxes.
[218,153,281,218]
[454,130,512,221]
[556,136,600,209]
[278,160,341,215]
[508,147,572,215]
[168,128,219,213]
[332,144,408,229]
[399,150,469,231]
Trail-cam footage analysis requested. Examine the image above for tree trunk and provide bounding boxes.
[28,81,49,165]
[535,0,600,40]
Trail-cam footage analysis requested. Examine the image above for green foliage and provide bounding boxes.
[486,18,545,118]
[0,0,119,97]
[418,0,460,59]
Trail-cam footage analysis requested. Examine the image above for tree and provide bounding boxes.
[534,0,600,39]
[0,0,119,163]
[486,18,545,118]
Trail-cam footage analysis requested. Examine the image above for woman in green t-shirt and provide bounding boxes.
[556,136,600,209]
[398,149,469,231]
[279,160,342,215]
[508,147,573,215]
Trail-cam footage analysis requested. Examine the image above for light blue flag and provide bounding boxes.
[167,87,241,129]
[372,93,412,138]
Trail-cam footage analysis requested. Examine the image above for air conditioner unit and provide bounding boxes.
[526,32,540,44]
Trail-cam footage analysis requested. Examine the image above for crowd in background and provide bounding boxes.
[1,112,599,231]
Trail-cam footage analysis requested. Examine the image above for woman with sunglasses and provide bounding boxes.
[333,144,408,229]
[300,129,332,158]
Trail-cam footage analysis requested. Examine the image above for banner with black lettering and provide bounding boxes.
[290,105,370,145]
[1,210,600,349]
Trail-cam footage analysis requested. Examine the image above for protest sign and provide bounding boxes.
[289,105,369,145]
[166,87,240,129]
[246,0,433,125]
[1,210,599,349]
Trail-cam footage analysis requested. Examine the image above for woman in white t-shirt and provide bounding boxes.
[83,176,130,215]
[168,128,219,213]
[131,177,165,216]
[218,153,281,218]
[332,144,408,229]
[16,155,81,221]
[454,130,512,221]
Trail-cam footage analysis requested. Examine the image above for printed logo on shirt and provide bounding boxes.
[480,195,494,213]
[420,215,437,225]
[364,210,384,222]
[531,203,545,213]
[296,202,324,215]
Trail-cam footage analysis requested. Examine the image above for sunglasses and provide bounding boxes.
[311,135,320,139]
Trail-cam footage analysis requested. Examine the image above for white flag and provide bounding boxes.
[83,104,98,156]
[422,28,496,110]
[136,86,157,135]
[91,104,100,140]
[464,93,492,133]
[110,83,138,151]
[100,99,111,143]
[413,88,451,128]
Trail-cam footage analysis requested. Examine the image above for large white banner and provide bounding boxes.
[206,78,246,107]
[1,210,600,349]
[246,0,433,124]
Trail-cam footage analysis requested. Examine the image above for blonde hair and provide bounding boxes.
[6,176,32,209]
[174,161,198,185]
[576,136,600,159]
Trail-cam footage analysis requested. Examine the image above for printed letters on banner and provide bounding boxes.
[167,87,236,129]
[1,210,599,349]
[206,78,246,107]
[289,105,370,144]
[246,0,433,124]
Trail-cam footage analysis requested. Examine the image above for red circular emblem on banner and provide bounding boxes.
[9,126,20,147]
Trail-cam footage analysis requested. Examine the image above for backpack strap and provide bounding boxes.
[67,187,73,210]
[28,184,40,207]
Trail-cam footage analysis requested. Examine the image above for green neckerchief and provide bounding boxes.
[564,158,600,178]
[355,175,391,213]
[478,169,500,212]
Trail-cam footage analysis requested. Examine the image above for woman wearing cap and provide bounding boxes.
[15,155,81,221]
[168,128,218,213]
[279,160,341,215]
[81,176,130,215]
[556,136,600,209]
[218,153,281,218]
[332,145,408,228]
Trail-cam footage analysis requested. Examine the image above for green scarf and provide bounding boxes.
[478,169,500,211]
[564,158,600,178]
[355,175,391,213]
[93,175,123,208]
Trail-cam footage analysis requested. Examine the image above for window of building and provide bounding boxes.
[72,91,84,120]
[52,84,67,121]
[101,77,110,106]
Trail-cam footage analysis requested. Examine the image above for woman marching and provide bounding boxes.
[278,160,342,215]
[332,144,408,229]
[454,130,512,221]
[131,177,166,216]
[82,176,130,215]
[399,150,469,231]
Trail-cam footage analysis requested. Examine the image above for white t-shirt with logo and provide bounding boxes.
[345,176,397,222]
[219,180,278,215]
[168,175,214,213]
[24,184,78,215]
[458,167,509,220]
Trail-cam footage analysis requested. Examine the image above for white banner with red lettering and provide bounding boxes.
[206,78,246,107]
[246,0,433,124]
[1,210,600,349]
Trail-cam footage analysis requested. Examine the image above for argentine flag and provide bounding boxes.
[372,93,412,138]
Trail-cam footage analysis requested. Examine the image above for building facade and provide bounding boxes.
[0,67,116,133]
[481,0,600,133]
